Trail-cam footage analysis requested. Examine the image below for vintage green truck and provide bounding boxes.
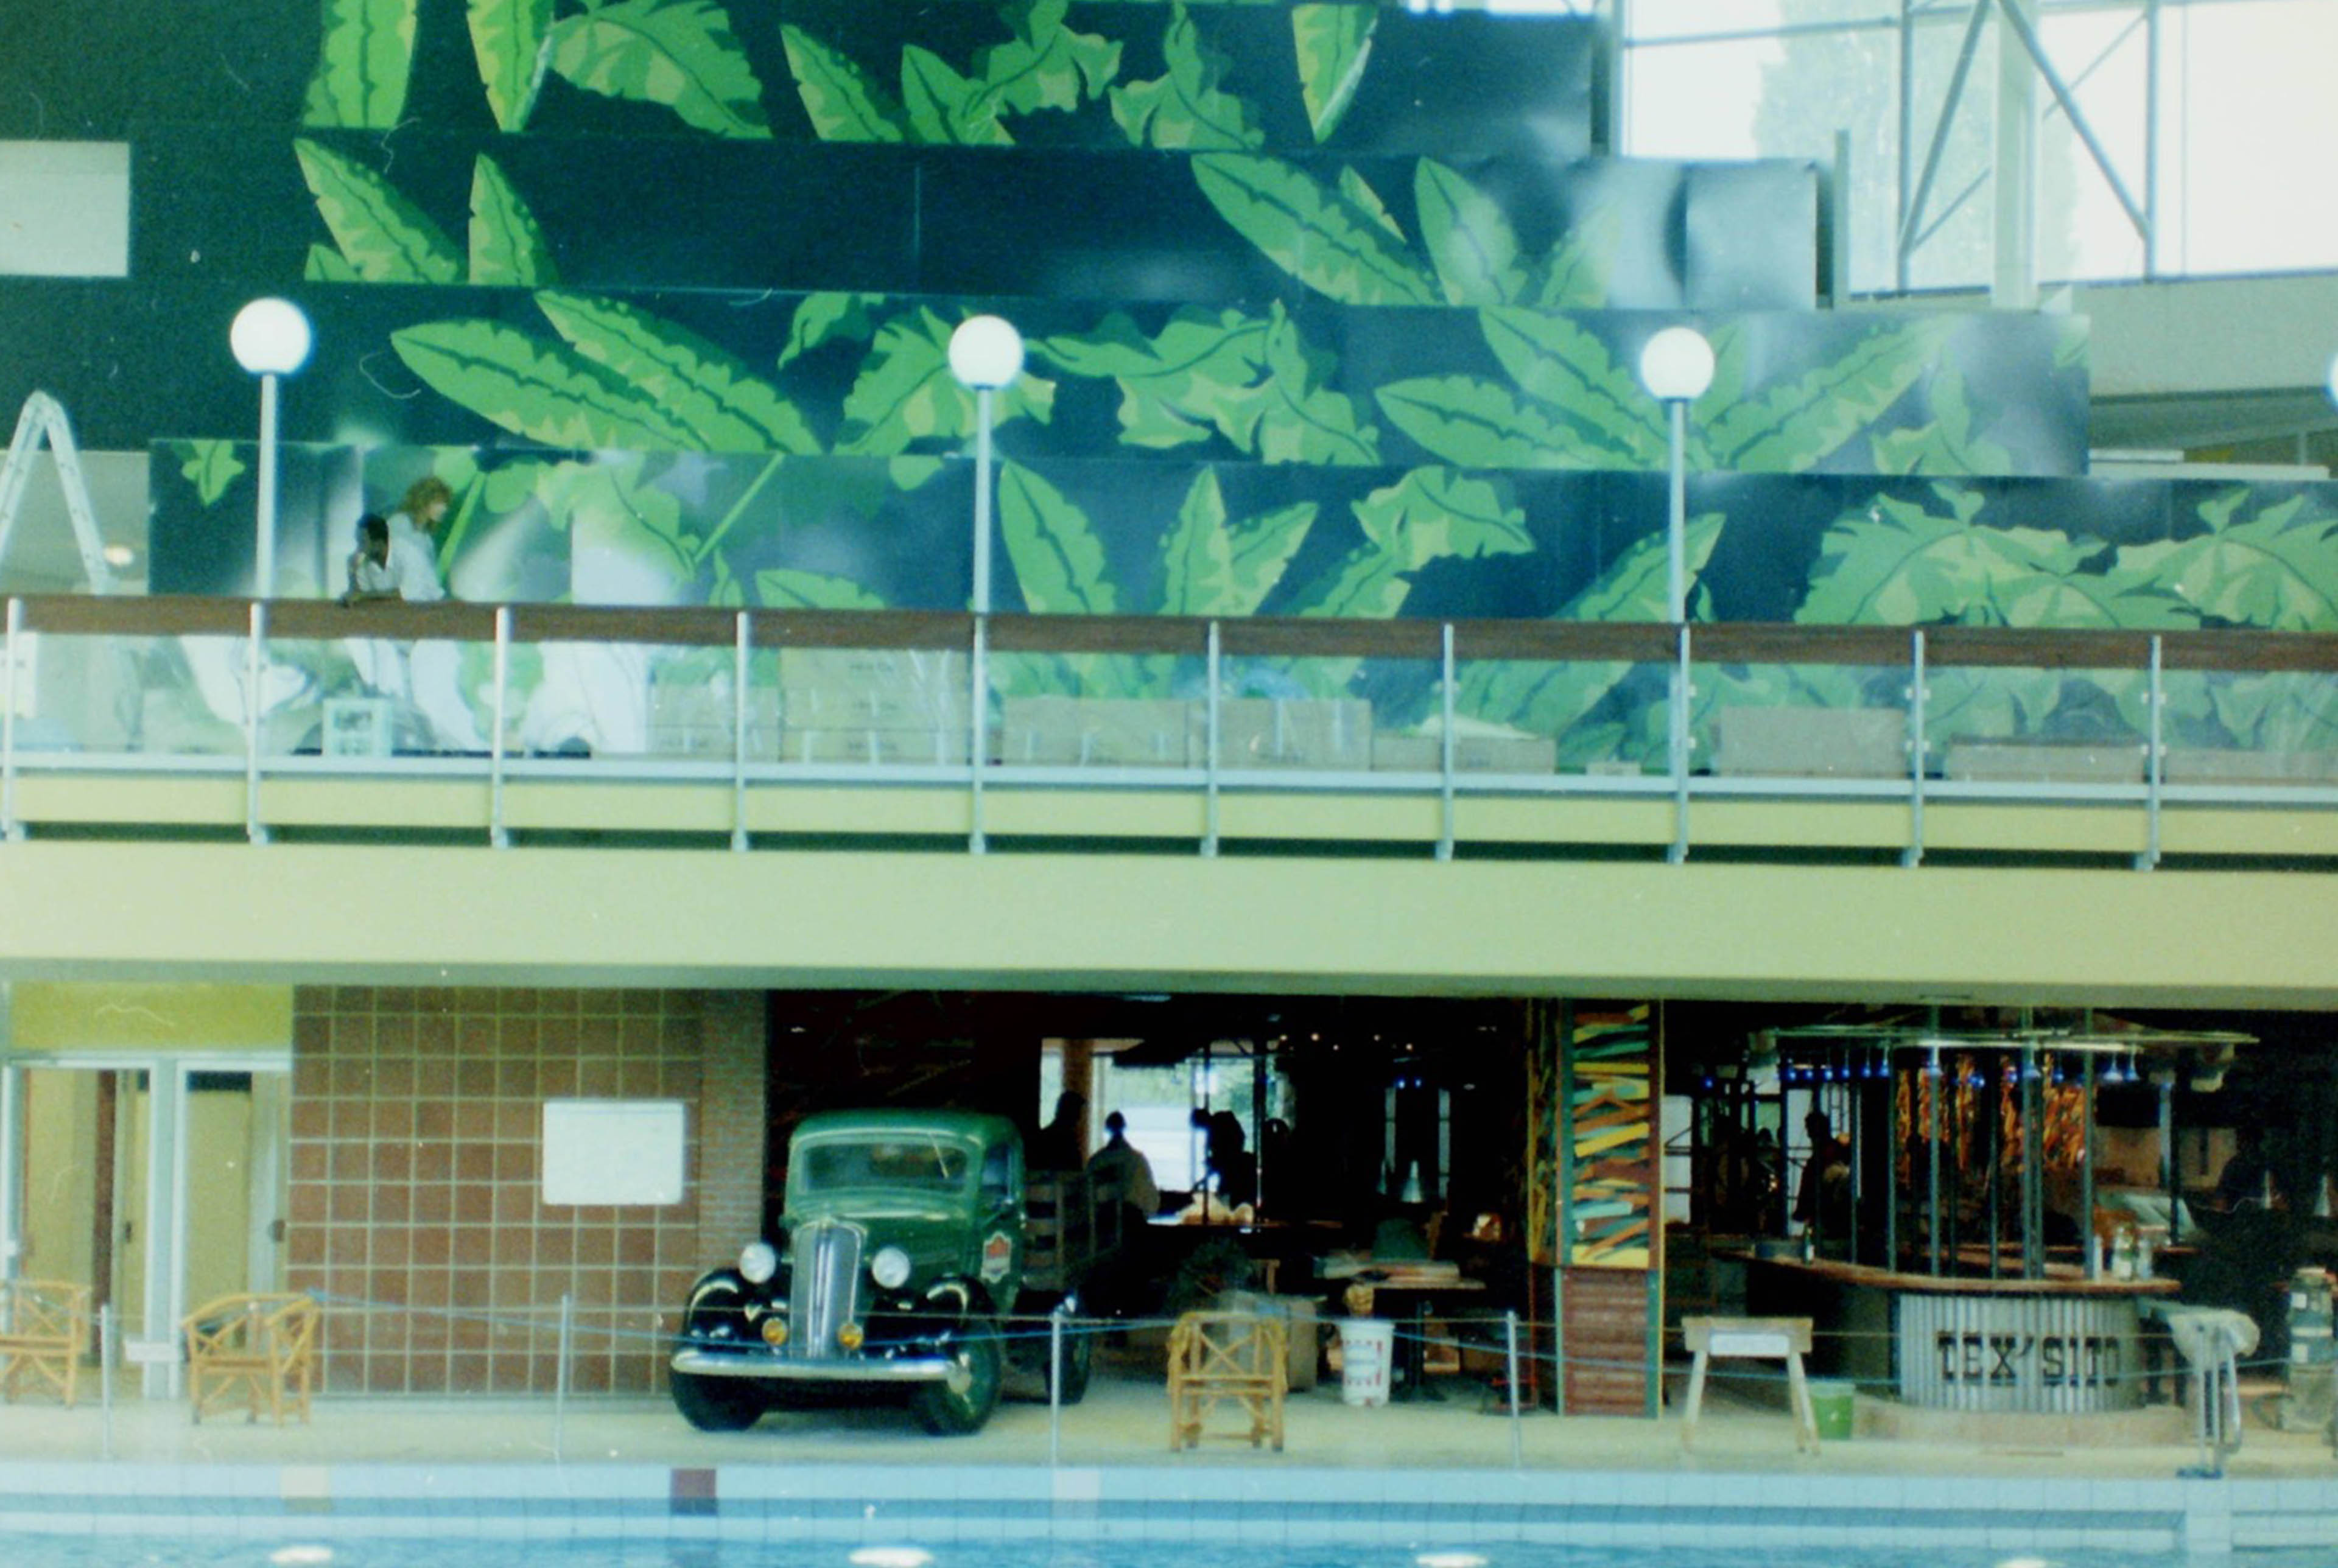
[667,1108,1126,1435]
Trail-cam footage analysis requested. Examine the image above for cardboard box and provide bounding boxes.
[1208,698,1372,770]
[2164,749,2338,787]
[1717,707,1906,778]
[779,725,971,766]
[1944,741,2146,783]
[778,648,970,730]
[322,697,394,758]
[999,696,1193,768]
[647,684,779,760]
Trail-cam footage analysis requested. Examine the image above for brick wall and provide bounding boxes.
[285,986,765,1396]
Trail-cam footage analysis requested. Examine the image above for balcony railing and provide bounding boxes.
[5,595,2336,866]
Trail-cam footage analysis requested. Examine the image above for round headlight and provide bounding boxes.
[739,1241,779,1284]
[870,1246,912,1290]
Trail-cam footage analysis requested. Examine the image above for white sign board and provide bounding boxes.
[1708,1331,1791,1359]
[542,1099,686,1206]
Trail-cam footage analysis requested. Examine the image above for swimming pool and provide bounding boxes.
[5,1545,2335,1568]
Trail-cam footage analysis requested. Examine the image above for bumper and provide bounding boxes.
[670,1346,955,1384]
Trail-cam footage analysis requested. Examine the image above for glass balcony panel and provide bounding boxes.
[1929,663,2149,785]
[1696,661,1910,783]
[128,634,264,760]
[9,631,148,757]
[1450,653,1673,777]
[1204,654,1438,777]
[2161,667,2338,788]
[992,650,1203,771]
[770,638,973,769]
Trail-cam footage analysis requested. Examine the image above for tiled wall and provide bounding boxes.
[286,987,765,1396]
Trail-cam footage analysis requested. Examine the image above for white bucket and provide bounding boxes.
[1337,1318,1395,1407]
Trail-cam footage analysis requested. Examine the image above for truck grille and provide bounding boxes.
[789,1219,865,1358]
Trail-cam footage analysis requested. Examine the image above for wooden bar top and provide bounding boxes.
[1737,1251,2179,1298]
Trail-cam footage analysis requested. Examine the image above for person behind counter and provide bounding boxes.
[1204,1110,1258,1210]
[1031,1090,1087,1171]
[1793,1109,1852,1247]
[1087,1110,1160,1228]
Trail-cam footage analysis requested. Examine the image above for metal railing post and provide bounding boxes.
[1437,623,1457,862]
[732,610,751,853]
[1506,1309,1523,1469]
[969,617,988,854]
[1903,629,1928,868]
[553,1291,574,1463]
[2,596,20,841]
[1667,624,1692,864]
[490,606,511,849]
[1203,621,1221,857]
[1048,1303,1065,1468]
[245,601,268,845]
[2138,633,2164,870]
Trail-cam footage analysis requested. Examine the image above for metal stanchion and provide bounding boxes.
[554,1293,574,1463]
[1048,1304,1065,1468]
[1506,1310,1523,1469]
[100,1301,115,1460]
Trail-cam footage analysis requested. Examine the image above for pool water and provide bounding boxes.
[5,1542,2333,1568]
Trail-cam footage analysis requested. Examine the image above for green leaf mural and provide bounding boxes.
[303,0,418,129]
[1478,309,1666,464]
[970,0,1122,120]
[391,318,706,450]
[999,461,1120,618]
[781,24,909,142]
[1456,514,1724,749]
[838,308,1055,456]
[2116,491,2338,631]
[1349,466,1529,569]
[1416,159,1528,307]
[757,569,888,611]
[303,244,364,283]
[558,458,703,600]
[1704,317,1954,472]
[533,292,820,453]
[546,0,771,139]
[1534,202,1620,309]
[174,440,246,508]
[295,139,463,284]
[1192,155,1439,306]
[466,0,552,131]
[781,293,885,366]
[468,155,558,287]
[1112,5,1265,150]
[903,46,1013,145]
[1240,309,1381,464]
[1157,469,1315,618]
[1870,369,2013,475]
[1376,373,1631,471]
[1291,4,1374,143]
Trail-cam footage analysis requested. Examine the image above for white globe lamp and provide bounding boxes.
[1638,324,1715,404]
[948,315,1024,390]
[231,298,313,603]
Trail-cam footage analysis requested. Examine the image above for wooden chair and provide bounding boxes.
[1168,1310,1287,1451]
[182,1292,320,1425]
[0,1278,92,1407]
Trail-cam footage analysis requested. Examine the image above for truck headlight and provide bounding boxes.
[739,1241,779,1284]
[870,1246,912,1290]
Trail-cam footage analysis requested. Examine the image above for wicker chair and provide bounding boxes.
[0,1278,92,1407]
[182,1292,320,1425]
[1167,1310,1288,1451]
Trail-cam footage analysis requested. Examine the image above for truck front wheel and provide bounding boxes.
[1051,1325,1093,1405]
[912,1325,1003,1435]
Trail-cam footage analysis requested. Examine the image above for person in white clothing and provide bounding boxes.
[382,476,484,751]
[340,514,398,605]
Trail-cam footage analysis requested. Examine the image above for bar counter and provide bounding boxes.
[1741,1253,2177,1414]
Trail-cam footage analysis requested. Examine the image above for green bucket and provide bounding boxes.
[1809,1379,1856,1441]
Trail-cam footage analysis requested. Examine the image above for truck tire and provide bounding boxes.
[671,1368,769,1431]
[911,1325,1003,1435]
[1050,1324,1093,1405]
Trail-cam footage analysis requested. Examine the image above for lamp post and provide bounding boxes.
[230,298,313,601]
[947,315,1025,616]
[1637,325,1715,623]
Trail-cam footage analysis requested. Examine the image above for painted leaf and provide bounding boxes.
[782,24,907,142]
[1237,308,1380,464]
[1157,468,1313,618]
[303,0,416,128]
[561,460,702,601]
[1193,154,1439,306]
[1416,160,1526,307]
[534,292,819,453]
[2208,674,2338,754]
[1350,467,1529,570]
[547,0,771,139]
[466,0,552,131]
[971,0,1122,119]
[902,46,1011,145]
[1704,318,1953,472]
[1534,202,1621,310]
[838,309,1054,456]
[1794,485,2186,629]
[468,155,557,286]
[757,569,887,610]
[1478,309,1665,466]
[391,319,704,450]
[1869,372,2014,475]
[175,440,246,508]
[997,463,1118,617]
[295,139,462,284]
[1377,375,1630,470]
[781,292,883,366]
[1040,307,1268,449]
[1291,4,1374,142]
[1111,7,1263,150]
[1458,515,1724,742]
[303,243,363,282]
[2115,491,2338,631]
[1338,167,1405,241]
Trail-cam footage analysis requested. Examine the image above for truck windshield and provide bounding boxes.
[798,1136,970,1193]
